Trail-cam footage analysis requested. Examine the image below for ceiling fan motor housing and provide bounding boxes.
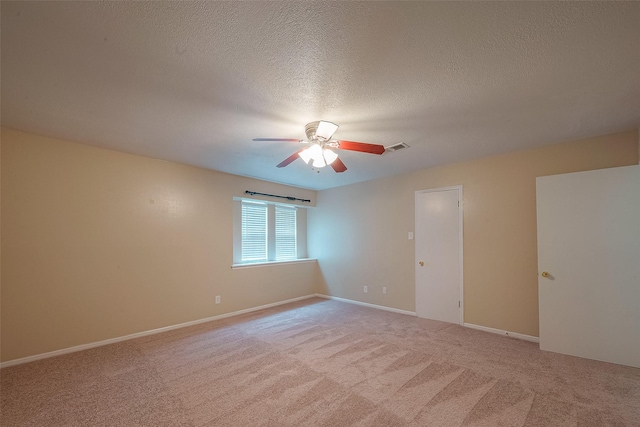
[305,120,340,143]
[305,121,322,142]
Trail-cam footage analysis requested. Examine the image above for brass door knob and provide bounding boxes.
[541,271,550,278]
[419,261,424,267]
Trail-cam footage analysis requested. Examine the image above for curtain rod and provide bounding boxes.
[245,191,311,203]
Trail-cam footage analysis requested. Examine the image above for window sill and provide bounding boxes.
[231,258,317,269]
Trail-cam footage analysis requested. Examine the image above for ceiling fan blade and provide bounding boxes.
[330,156,347,173]
[336,140,385,155]
[253,138,303,142]
[276,150,303,168]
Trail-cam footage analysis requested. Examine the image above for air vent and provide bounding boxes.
[384,142,410,154]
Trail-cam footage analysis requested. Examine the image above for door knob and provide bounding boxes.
[419,261,424,267]
[541,271,550,278]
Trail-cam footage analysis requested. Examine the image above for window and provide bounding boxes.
[275,205,297,261]
[241,202,267,262]
[234,199,306,265]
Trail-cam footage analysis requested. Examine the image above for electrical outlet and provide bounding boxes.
[383,287,387,294]
[215,295,221,304]
[363,285,368,293]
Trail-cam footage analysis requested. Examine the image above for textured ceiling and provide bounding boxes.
[2,2,639,190]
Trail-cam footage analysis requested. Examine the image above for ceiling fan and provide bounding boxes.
[253,121,385,173]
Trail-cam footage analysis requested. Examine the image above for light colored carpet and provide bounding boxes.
[1,298,639,426]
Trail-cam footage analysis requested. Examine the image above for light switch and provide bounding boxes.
[408,232,414,240]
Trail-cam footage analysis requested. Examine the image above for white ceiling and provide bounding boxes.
[2,2,639,190]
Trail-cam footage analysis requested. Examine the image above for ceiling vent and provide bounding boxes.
[384,142,410,154]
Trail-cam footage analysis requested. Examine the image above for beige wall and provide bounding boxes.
[308,130,639,337]
[1,128,319,362]
[2,127,638,362]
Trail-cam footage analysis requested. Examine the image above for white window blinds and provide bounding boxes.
[275,205,297,260]
[241,202,267,262]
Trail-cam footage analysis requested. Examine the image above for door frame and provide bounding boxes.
[414,185,464,325]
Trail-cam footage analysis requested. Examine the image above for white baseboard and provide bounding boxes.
[1,294,538,368]
[315,294,417,317]
[463,322,539,343]
[315,294,540,343]
[0,294,318,369]
[315,295,538,344]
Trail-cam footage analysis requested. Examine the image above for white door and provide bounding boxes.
[537,165,640,368]
[415,187,463,324]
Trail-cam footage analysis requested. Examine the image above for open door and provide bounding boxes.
[537,165,640,368]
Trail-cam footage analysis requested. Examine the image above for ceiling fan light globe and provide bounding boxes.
[307,144,323,158]
[323,148,338,165]
[299,147,313,164]
[312,156,327,168]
